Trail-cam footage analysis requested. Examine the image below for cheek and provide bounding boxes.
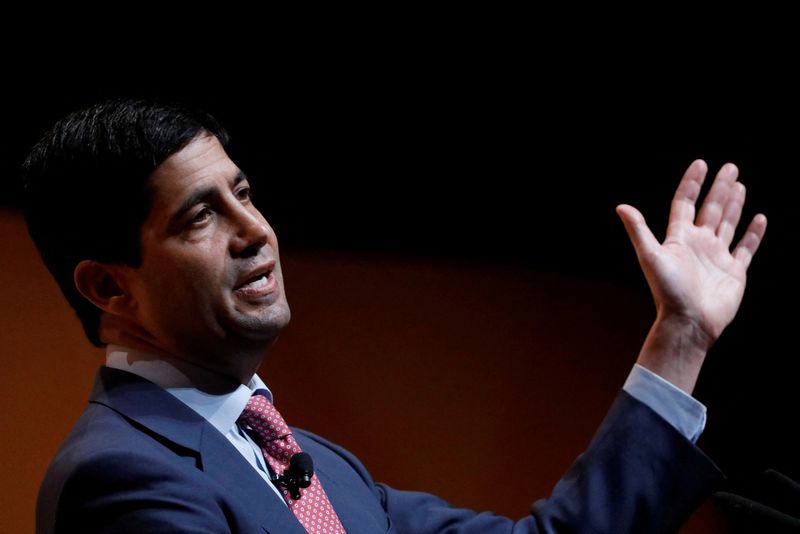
[140,249,224,306]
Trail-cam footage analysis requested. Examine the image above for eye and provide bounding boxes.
[235,186,253,202]
[191,206,213,224]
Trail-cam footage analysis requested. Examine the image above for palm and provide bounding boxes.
[618,160,767,343]
[647,225,746,340]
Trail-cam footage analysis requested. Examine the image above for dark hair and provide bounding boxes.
[21,99,229,346]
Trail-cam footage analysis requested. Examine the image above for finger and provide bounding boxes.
[732,214,768,270]
[668,159,708,234]
[696,163,739,230]
[616,204,660,259]
[717,181,746,247]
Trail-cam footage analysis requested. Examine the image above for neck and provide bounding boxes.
[99,316,274,385]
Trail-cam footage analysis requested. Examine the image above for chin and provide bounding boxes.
[233,308,291,340]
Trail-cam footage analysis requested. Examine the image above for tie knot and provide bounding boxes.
[238,394,292,442]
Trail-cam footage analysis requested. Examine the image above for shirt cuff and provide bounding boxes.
[622,363,707,443]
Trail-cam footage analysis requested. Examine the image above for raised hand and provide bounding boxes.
[616,160,767,393]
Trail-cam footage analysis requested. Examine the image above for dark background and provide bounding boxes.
[2,41,797,526]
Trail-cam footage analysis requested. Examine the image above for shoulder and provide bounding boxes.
[48,401,197,473]
[39,401,191,484]
[37,403,228,533]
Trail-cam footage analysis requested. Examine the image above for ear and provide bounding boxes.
[73,260,134,315]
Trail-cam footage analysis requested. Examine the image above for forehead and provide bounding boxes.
[147,133,236,201]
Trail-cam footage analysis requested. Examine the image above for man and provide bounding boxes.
[25,99,766,533]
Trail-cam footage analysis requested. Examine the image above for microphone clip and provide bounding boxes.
[274,452,314,500]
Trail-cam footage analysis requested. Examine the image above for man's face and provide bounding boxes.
[120,133,290,370]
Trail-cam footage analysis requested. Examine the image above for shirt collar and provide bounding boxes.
[105,344,273,436]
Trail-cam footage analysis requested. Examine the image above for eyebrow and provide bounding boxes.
[169,170,248,227]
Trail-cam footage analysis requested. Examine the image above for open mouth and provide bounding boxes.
[239,273,269,289]
[235,265,274,291]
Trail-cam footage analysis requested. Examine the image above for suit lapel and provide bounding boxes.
[197,419,307,533]
[90,367,306,534]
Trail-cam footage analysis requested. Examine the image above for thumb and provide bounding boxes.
[616,204,659,258]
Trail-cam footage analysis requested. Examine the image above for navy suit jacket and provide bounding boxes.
[37,367,722,533]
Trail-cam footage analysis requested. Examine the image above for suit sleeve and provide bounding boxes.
[375,391,723,534]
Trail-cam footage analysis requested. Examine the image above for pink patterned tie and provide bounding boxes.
[238,392,346,534]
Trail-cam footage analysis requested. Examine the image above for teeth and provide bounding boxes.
[244,274,267,289]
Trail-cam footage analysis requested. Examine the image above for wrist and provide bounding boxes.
[654,313,715,352]
[635,315,712,395]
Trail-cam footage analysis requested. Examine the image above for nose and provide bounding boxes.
[229,205,270,258]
